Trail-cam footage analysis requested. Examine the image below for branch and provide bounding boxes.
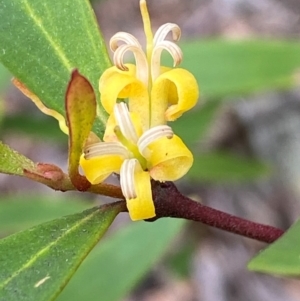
[24,163,124,199]
[25,163,284,243]
[149,181,284,244]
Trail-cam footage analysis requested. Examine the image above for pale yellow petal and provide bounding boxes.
[99,64,150,130]
[99,64,136,102]
[151,68,199,126]
[126,167,155,221]
[146,135,193,181]
[80,154,124,184]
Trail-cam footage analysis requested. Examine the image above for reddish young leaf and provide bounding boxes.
[66,70,96,191]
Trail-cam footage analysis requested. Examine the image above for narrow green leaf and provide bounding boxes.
[0,0,110,136]
[180,40,300,98]
[0,141,35,175]
[0,195,91,234]
[248,220,300,276]
[188,151,271,182]
[0,202,124,301]
[57,218,186,301]
[66,70,96,190]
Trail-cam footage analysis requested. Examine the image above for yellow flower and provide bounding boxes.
[100,0,199,131]
[11,0,199,222]
[80,103,193,220]
[80,0,199,221]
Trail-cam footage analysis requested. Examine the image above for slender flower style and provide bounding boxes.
[80,0,199,221]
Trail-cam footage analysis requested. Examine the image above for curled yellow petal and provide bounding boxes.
[99,64,135,100]
[121,159,155,221]
[79,154,124,184]
[99,65,150,130]
[151,68,199,125]
[146,135,193,181]
[13,78,69,135]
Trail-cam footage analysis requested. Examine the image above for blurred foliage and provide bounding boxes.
[189,152,271,183]
[57,219,185,301]
[1,114,66,142]
[181,40,300,98]
[0,195,91,235]
[167,242,196,278]
[248,219,300,276]
[172,99,221,148]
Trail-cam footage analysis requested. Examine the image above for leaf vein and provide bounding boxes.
[0,208,100,289]
[21,0,72,71]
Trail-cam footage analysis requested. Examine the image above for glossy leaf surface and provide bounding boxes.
[57,218,186,301]
[0,141,35,176]
[0,0,110,136]
[0,202,123,301]
[0,64,10,92]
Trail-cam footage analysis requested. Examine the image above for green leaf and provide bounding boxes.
[0,0,111,136]
[0,64,11,92]
[0,141,35,176]
[1,114,66,142]
[66,70,96,190]
[57,218,186,301]
[0,195,91,234]
[188,151,271,182]
[180,40,300,98]
[0,201,124,301]
[248,220,300,276]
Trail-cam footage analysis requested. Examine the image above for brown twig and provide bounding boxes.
[25,163,285,243]
[149,181,284,244]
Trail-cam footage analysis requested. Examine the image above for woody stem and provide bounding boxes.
[148,181,284,243]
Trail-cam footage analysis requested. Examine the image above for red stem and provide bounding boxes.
[150,182,284,243]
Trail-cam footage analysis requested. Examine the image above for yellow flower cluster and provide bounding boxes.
[80,0,199,220]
